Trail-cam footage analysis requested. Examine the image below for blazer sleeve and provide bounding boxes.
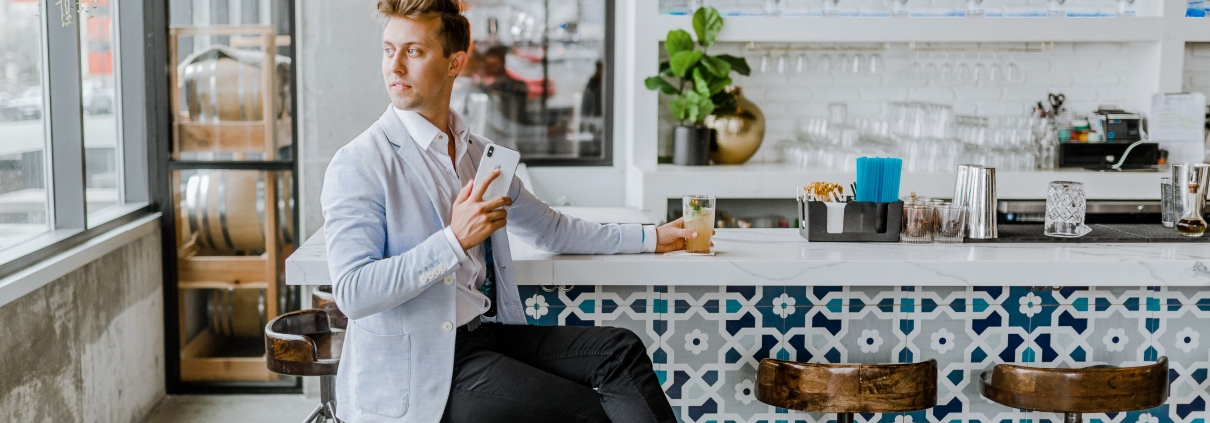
[503,176,645,255]
[321,147,462,320]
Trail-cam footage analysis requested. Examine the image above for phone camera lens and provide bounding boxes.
[487,146,494,156]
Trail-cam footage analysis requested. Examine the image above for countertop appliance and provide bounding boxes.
[1058,142,1159,169]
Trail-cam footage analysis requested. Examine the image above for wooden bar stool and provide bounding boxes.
[265,309,343,423]
[312,285,347,330]
[756,359,938,423]
[980,357,1169,423]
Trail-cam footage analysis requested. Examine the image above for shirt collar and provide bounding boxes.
[393,106,472,152]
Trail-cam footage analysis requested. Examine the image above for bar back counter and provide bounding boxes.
[287,228,1210,423]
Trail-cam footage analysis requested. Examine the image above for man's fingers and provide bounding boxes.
[481,196,512,211]
[472,169,500,201]
[487,209,508,222]
[455,179,474,203]
[490,218,508,231]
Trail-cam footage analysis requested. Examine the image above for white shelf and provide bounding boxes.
[655,15,1166,43]
[1174,18,1210,42]
[635,163,1166,219]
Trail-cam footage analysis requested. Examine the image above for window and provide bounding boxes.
[0,0,152,277]
[82,0,124,225]
[0,0,50,250]
[459,0,614,166]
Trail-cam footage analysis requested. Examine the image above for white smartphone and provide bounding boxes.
[474,142,520,202]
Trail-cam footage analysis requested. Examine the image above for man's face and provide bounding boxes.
[381,15,465,112]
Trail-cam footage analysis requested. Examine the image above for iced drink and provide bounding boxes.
[682,195,716,254]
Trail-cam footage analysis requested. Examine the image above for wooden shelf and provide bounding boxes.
[180,329,276,382]
[655,15,1166,43]
[178,254,271,285]
[175,122,272,153]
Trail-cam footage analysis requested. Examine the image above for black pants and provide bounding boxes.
[439,323,676,423]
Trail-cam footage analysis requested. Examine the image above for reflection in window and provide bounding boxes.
[456,0,609,162]
[83,0,123,224]
[0,0,50,250]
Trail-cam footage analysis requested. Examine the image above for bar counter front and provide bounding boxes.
[287,228,1210,423]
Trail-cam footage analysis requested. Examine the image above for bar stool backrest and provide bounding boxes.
[264,309,342,377]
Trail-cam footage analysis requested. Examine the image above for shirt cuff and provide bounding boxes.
[442,227,472,264]
[641,224,657,253]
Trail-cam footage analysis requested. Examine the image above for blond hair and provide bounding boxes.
[376,0,471,57]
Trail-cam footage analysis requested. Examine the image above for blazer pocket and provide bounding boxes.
[350,322,411,417]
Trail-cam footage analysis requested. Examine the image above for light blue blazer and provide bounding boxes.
[321,107,647,423]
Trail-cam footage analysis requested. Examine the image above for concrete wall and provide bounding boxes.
[295,0,627,239]
[0,231,165,423]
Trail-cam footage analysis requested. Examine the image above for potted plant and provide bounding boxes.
[645,7,751,166]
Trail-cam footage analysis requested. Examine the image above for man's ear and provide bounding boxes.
[448,51,468,76]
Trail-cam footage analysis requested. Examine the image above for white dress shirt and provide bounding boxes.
[393,106,657,327]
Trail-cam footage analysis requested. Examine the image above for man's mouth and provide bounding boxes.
[389,82,412,91]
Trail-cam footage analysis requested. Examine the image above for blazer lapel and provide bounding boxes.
[378,107,449,226]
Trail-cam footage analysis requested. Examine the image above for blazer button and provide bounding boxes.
[442,322,453,332]
[444,275,454,285]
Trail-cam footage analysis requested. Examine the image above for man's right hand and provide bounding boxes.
[450,169,513,251]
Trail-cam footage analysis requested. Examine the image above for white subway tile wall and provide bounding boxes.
[1183,43,1210,100]
[658,42,1145,163]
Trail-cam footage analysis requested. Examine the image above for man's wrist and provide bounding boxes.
[442,227,472,263]
[641,224,657,253]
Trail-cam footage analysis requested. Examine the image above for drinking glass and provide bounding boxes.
[765,0,784,14]
[682,195,717,253]
[835,53,850,74]
[934,204,967,243]
[850,54,863,74]
[796,54,809,73]
[901,204,935,243]
[1044,181,1088,237]
[868,54,883,74]
[816,54,833,74]
[777,52,788,74]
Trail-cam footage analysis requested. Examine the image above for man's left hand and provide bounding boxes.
[654,218,715,253]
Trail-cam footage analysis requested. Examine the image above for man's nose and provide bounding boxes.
[391,55,406,75]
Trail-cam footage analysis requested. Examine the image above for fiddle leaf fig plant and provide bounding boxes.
[644,7,751,126]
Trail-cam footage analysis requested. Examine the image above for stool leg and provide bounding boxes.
[1065,413,1082,423]
[837,412,855,423]
[301,403,323,423]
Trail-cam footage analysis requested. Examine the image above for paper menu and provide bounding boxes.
[1150,93,1207,164]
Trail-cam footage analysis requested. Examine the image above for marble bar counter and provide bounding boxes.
[287,227,1210,287]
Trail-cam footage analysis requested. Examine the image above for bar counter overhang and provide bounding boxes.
[286,228,1209,423]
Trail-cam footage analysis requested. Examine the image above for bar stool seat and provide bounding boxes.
[980,357,1169,423]
[756,358,937,421]
[312,285,347,330]
[266,309,343,422]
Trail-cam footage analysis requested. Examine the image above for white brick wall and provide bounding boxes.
[1184,43,1210,101]
[657,42,1146,162]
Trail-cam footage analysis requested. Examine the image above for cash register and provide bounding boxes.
[1058,108,1159,170]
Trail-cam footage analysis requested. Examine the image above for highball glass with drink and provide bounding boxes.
[682,195,716,253]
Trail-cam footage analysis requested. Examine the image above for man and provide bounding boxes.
[321,1,698,422]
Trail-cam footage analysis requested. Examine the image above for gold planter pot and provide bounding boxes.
[706,87,765,165]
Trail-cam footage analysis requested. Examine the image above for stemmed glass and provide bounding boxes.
[796,53,809,73]
[868,53,883,74]
[777,52,788,74]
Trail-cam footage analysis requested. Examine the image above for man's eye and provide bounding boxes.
[407,48,419,55]
[385,47,395,55]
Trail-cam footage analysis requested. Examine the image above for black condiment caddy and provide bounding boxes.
[797,199,904,242]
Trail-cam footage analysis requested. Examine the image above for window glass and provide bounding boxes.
[82,0,122,225]
[459,0,610,163]
[0,0,50,250]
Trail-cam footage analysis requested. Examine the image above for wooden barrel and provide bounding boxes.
[182,170,294,254]
[181,49,265,122]
[184,170,265,253]
[207,287,266,339]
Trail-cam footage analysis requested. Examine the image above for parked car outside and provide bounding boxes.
[11,86,42,120]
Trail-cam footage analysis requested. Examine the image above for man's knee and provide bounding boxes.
[597,326,647,355]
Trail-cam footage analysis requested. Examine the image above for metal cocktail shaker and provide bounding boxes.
[965,167,998,239]
[952,164,983,209]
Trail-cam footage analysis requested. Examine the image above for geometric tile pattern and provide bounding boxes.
[516,285,1210,423]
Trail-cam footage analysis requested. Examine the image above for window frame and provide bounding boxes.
[505,0,616,168]
[0,0,155,279]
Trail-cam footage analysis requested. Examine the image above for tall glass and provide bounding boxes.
[682,195,716,253]
[934,204,967,244]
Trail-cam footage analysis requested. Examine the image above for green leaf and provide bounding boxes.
[669,50,703,78]
[659,61,675,77]
[665,29,694,57]
[644,76,679,95]
[692,7,723,48]
[700,55,732,78]
[679,90,715,124]
[668,95,691,122]
[707,76,732,95]
[692,67,710,97]
[716,54,751,76]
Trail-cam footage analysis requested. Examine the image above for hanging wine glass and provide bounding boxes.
[868,53,883,74]
[816,53,833,74]
[835,53,850,74]
[796,53,809,73]
[777,52,788,74]
[760,51,771,73]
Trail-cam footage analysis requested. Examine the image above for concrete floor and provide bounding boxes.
[141,395,319,423]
